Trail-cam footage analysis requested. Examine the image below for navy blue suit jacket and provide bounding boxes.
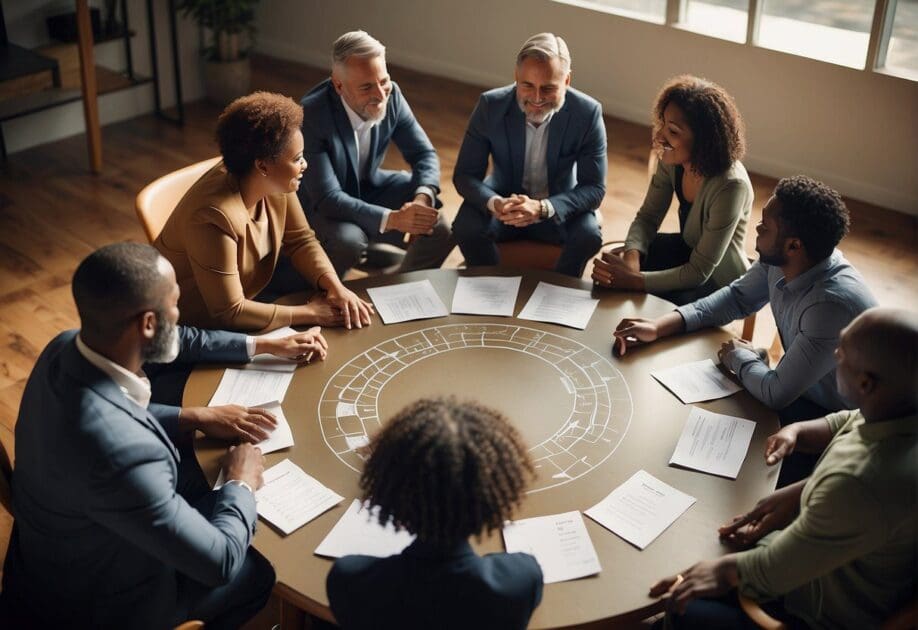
[298,79,441,235]
[327,540,543,630]
[453,84,607,223]
[2,328,255,628]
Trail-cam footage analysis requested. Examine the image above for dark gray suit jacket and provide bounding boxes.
[298,79,441,235]
[453,84,607,223]
[327,539,543,630]
[2,328,256,628]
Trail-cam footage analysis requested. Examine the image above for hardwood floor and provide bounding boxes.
[0,53,915,626]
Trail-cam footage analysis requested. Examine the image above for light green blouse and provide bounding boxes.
[624,160,753,294]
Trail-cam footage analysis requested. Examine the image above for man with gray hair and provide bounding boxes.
[298,30,452,277]
[453,33,607,277]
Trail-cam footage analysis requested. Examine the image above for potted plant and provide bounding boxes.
[177,0,260,105]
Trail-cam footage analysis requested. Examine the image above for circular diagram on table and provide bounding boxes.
[317,323,633,493]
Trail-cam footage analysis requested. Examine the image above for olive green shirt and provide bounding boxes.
[625,160,752,293]
[736,410,917,629]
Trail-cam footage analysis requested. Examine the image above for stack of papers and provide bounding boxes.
[502,511,601,583]
[450,276,521,316]
[669,407,756,479]
[315,499,415,558]
[517,282,599,330]
[367,280,449,324]
[254,459,343,535]
[650,359,743,404]
[584,470,696,550]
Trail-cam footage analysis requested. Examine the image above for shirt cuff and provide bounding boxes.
[542,199,557,220]
[487,195,501,215]
[245,336,256,359]
[414,186,436,206]
[379,209,391,233]
[725,347,760,375]
[675,303,702,332]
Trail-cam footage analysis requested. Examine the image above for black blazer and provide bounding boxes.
[327,539,543,630]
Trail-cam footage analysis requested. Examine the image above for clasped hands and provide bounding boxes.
[493,194,542,228]
[388,196,440,236]
[304,287,374,330]
[591,246,644,291]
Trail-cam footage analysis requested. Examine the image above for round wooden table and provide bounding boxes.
[187,268,780,629]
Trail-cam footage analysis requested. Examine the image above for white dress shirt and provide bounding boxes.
[341,98,437,233]
[76,335,152,409]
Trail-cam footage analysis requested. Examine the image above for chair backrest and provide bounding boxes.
[134,157,222,243]
[0,436,12,516]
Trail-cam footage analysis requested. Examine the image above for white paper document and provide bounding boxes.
[245,326,300,372]
[366,279,449,324]
[450,276,521,317]
[650,359,743,403]
[315,499,415,558]
[584,470,696,550]
[502,511,601,583]
[517,282,599,330]
[669,407,756,479]
[254,401,295,454]
[254,459,343,535]
[208,368,294,407]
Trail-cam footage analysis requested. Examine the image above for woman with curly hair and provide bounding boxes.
[592,75,753,305]
[327,397,543,630]
[154,91,373,332]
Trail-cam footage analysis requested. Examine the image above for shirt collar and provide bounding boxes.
[857,412,918,443]
[341,97,375,133]
[781,249,838,293]
[526,111,554,132]
[403,538,475,559]
[75,334,152,409]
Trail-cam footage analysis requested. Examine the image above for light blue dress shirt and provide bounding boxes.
[676,250,877,410]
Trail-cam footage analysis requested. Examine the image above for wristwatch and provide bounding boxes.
[224,479,254,494]
[539,199,549,220]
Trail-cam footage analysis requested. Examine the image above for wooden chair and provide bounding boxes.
[495,209,604,274]
[135,157,221,243]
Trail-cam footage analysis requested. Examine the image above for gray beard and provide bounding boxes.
[142,315,180,364]
[517,94,565,125]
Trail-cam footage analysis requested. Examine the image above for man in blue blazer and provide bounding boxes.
[0,243,325,628]
[299,31,453,277]
[453,33,607,277]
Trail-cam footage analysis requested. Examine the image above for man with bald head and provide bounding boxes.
[0,243,326,628]
[648,307,917,629]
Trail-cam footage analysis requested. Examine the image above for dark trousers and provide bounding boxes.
[453,201,602,277]
[775,397,831,487]
[643,233,719,305]
[307,170,453,277]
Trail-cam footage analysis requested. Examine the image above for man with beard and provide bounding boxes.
[0,243,324,628]
[452,32,607,278]
[612,176,876,484]
[298,30,452,277]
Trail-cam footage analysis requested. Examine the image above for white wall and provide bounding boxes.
[3,0,204,154]
[255,0,918,215]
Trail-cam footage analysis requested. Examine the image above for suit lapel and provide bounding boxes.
[546,107,570,189]
[331,91,360,193]
[505,97,526,192]
[64,340,180,463]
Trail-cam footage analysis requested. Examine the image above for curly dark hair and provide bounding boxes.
[360,397,535,548]
[773,175,850,261]
[215,91,303,177]
[652,75,746,178]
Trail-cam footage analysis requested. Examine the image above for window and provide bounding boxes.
[758,0,875,68]
[883,0,918,78]
[557,0,667,24]
[682,0,748,43]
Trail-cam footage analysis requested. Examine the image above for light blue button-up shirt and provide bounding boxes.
[676,250,877,411]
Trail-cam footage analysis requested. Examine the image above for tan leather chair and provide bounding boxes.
[494,210,604,274]
[135,157,222,243]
